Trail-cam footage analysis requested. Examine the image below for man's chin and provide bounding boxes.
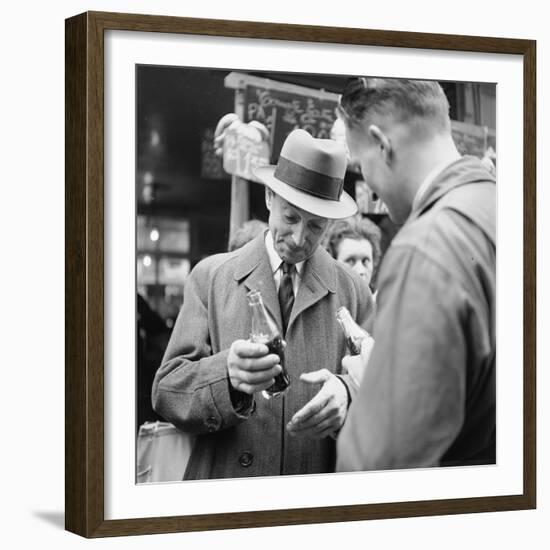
[278,247,310,264]
[387,205,408,226]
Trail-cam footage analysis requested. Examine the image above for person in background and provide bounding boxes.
[323,215,382,294]
[152,129,374,480]
[336,77,496,471]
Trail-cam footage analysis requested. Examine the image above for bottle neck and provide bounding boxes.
[336,306,365,338]
[248,290,280,340]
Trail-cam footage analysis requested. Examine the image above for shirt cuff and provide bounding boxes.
[228,382,255,415]
[335,374,352,408]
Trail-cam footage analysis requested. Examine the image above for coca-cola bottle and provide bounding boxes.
[336,306,369,355]
[247,290,290,398]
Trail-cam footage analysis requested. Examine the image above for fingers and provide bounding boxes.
[319,426,339,439]
[289,371,335,425]
[231,339,270,359]
[234,364,282,385]
[299,368,332,385]
[288,406,339,433]
[308,414,341,437]
[238,354,281,372]
[289,392,330,426]
[228,339,283,395]
[286,373,349,439]
[231,364,281,395]
[288,410,342,439]
[235,378,277,395]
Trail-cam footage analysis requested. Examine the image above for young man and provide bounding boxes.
[152,129,374,479]
[336,78,496,470]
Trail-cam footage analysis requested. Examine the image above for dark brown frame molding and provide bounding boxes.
[65,11,536,538]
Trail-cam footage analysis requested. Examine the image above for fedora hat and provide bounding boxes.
[253,129,357,219]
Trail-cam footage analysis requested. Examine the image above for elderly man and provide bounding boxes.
[152,129,374,479]
[336,78,496,470]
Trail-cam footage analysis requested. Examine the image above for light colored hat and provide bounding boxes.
[253,129,357,219]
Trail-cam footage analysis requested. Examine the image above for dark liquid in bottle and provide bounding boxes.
[346,336,362,356]
[264,336,290,396]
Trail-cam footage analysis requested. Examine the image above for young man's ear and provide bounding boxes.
[368,124,392,164]
[265,187,273,210]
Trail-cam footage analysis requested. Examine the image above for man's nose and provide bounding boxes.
[291,223,307,247]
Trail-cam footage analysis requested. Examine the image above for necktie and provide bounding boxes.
[278,262,295,335]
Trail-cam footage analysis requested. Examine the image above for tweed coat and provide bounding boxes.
[337,156,496,471]
[152,232,374,479]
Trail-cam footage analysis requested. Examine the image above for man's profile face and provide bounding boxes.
[345,123,407,224]
[266,190,329,264]
[336,237,374,285]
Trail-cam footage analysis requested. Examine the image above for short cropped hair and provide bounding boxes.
[324,215,382,273]
[228,219,268,252]
[338,77,451,134]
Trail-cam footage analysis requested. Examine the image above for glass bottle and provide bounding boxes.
[336,306,369,356]
[247,290,290,398]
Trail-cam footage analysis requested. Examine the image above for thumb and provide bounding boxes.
[300,369,332,385]
[360,336,375,361]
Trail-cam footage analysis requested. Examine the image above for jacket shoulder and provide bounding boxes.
[186,249,242,295]
[190,250,235,277]
[331,255,373,305]
[188,236,264,288]
[387,192,495,291]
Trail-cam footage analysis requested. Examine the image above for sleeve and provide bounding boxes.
[151,262,254,435]
[337,244,467,471]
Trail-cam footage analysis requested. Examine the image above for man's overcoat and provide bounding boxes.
[153,232,373,479]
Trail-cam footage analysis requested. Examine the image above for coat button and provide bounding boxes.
[239,451,253,467]
[206,416,218,432]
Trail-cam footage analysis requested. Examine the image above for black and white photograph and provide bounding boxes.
[3,0,545,546]
[135,66,497,483]
[58,5,537,541]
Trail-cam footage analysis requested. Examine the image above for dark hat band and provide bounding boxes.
[274,156,344,202]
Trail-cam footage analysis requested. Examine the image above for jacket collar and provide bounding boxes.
[409,155,496,223]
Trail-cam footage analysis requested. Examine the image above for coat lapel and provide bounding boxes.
[233,234,338,337]
[233,233,283,331]
[287,246,337,334]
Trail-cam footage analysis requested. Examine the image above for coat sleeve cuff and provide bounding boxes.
[203,353,255,431]
[335,374,357,407]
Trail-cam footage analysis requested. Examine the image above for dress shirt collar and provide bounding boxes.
[264,231,304,277]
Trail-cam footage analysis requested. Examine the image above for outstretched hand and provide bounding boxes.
[286,369,348,440]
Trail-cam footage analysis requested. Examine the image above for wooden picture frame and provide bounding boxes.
[65,11,536,538]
